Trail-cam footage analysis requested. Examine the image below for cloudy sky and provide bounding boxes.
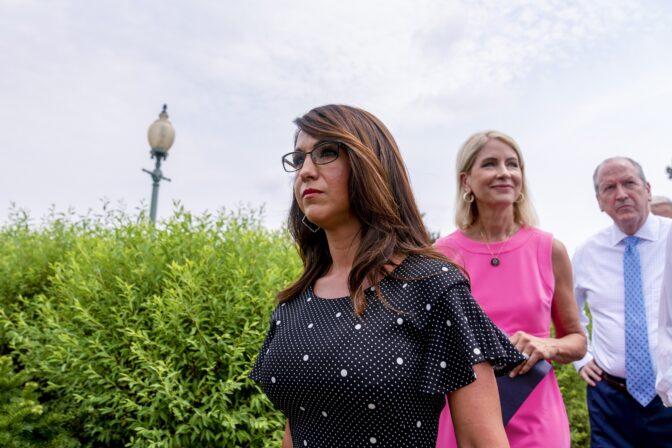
[1,0,671,253]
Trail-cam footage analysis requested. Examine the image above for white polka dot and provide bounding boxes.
[474,348,481,355]
[271,377,276,384]
[266,348,270,354]
[281,303,286,306]
[253,256,517,444]
[303,441,308,447]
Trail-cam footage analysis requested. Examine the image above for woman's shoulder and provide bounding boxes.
[393,254,467,289]
[522,226,553,240]
[524,226,559,249]
[382,255,470,314]
[434,229,463,248]
[507,226,554,254]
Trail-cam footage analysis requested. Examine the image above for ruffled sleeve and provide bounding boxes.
[420,277,525,395]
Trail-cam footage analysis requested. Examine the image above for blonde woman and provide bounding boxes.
[435,131,586,447]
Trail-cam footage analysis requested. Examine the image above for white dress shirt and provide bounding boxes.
[572,214,672,378]
[656,226,672,406]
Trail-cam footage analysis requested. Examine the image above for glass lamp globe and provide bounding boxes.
[147,104,175,154]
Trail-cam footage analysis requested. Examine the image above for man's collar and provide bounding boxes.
[609,213,658,246]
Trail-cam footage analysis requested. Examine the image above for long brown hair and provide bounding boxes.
[277,104,448,315]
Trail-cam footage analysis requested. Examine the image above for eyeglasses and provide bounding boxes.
[282,141,343,172]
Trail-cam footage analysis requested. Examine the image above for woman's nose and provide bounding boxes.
[496,163,511,177]
[298,154,318,180]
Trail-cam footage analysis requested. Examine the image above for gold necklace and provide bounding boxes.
[479,227,517,267]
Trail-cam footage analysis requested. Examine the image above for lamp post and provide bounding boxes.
[143,104,175,223]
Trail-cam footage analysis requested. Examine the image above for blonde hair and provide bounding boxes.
[454,130,538,230]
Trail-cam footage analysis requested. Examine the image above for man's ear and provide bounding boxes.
[645,181,652,201]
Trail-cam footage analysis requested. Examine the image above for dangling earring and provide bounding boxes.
[462,191,475,203]
[301,215,321,233]
[515,193,525,203]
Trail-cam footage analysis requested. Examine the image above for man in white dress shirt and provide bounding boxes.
[573,157,672,447]
[657,226,672,407]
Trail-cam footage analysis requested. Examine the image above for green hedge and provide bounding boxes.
[0,355,80,448]
[0,206,590,447]
[0,206,298,447]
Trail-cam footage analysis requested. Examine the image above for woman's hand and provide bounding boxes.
[508,331,558,377]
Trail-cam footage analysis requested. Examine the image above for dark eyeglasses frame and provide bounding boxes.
[282,141,345,172]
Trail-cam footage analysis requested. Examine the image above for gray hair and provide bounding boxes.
[592,157,647,194]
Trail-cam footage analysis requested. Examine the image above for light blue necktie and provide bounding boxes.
[623,236,656,406]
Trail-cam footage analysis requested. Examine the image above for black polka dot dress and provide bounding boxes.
[250,255,524,447]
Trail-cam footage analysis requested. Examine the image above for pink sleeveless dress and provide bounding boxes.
[434,227,570,448]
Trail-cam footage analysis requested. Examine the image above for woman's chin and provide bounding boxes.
[303,210,323,224]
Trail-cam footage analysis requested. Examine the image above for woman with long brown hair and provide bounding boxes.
[251,105,525,447]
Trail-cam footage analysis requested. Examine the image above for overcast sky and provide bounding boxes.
[1,0,671,254]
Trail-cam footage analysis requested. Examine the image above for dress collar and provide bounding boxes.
[453,226,535,255]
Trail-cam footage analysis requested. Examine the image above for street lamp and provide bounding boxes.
[143,104,175,223]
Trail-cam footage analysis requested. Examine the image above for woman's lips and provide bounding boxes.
[303,188,322,197]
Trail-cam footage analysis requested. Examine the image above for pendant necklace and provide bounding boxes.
[479,227,517,267]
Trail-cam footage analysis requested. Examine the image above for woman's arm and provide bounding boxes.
[448,362,510,448]
[282,420,292,448]
[508,239,587,376]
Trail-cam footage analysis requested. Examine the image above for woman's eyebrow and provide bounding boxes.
[295,140,329,152]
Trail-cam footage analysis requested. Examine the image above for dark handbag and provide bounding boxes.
[496,359,552,425]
